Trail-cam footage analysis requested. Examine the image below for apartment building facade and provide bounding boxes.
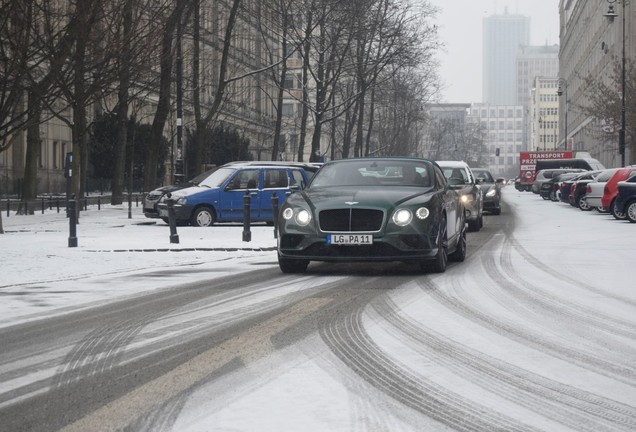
[559,0,634,167]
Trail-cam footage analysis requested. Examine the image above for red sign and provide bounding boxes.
[519,151,574,184]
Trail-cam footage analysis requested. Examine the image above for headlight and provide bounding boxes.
[296,209,311,226]
[282,207,312,225]
[176,196,187,205]
[392,209,412,226]
[415,207,430,220]
[460,194,472,203]
[486,188,497,197]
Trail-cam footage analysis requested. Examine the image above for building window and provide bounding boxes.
[53,142,58,169]
[282,102,294,117]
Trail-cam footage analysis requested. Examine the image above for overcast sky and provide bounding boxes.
[428,0,560,103]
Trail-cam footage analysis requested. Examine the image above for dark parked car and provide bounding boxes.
[532,168,586,194]
[436,160,484,231]
[156,163,313,226]
[615,171,636,223]
[568,170,602,210]
[540,172,580,202]
[144,167,220,219]
[471,168,501,215]
[276,157,467,274]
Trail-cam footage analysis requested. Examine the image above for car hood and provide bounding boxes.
[164,185,216,198]
[479,183,496,193]
[149,183,195,195]
[294,186,435,209]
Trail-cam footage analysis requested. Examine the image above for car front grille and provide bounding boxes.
[319,208,384,232]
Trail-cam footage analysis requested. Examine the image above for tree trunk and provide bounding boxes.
[365,86,376,156]
[192,0,241,171]
[271,29,289,161]
[296,10,312,162]
[23,92,42,213]
[111,0,133,205]
[144,1,188,192]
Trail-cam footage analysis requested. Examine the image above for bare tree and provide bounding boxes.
[374,69,431,157]
[0,0,43,149]
[579,57,636,165]
[143,0,190,192]
[14,2,82,208]
[109,0,169,204]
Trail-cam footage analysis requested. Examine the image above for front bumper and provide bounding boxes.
[156,203,193,222]
[482,195,501,210]
[143,194,163,218]
[277,228,440,263]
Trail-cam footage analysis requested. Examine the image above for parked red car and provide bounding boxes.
[601,166,636,220]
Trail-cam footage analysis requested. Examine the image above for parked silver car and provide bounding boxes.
[437,161,483,232]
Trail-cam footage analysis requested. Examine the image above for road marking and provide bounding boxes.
[60,297,331,432]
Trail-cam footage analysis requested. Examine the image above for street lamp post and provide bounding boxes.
[557,79,568,150]
[604,0,627,167]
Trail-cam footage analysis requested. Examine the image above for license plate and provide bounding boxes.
[328,234,373,245]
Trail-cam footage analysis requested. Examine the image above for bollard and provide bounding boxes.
[6,199,9,217]
[57,199,60,213]
[98,196,101,211]
[272,193,279,239]
[68,199,78,247]
[242,190,251,242]
[166,193,179,244]
[41,198,45,214]
[83,198,87,211]
[48,197,52,210]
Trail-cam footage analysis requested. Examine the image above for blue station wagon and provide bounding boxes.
[156,163,312,226]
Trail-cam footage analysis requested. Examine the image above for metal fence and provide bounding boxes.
[2,194,144,217]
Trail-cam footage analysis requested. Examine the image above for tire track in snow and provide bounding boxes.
[419,276,636,386]
[373,296,636,432]
[320,288,543,432]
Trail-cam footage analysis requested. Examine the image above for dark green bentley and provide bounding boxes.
[276,157,467,273]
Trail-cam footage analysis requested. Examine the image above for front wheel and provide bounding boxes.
[448,227,466,262]
[467,214,482,232]
[278,256,309,273]
[190,206,216,227]
[422,217,448,273]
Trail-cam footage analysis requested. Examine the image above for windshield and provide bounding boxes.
[310,160,433,188]
[189,167,220,184]
[472,169,495,182]
[198,167,236,188]
[439,166,469,184]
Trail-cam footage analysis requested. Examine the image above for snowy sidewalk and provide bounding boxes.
[0,205,279,325]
